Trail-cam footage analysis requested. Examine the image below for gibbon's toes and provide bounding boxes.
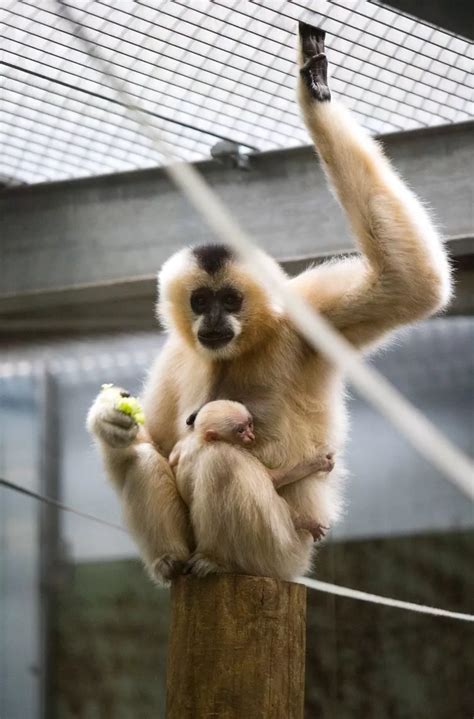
[298,21,326,61]
[185,553,224,578]
[151,555,185,583]
[297,520,329,543]
[311,523,329,542]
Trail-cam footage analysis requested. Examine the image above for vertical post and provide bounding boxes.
[166,574,306,719]
[38,369,61,719]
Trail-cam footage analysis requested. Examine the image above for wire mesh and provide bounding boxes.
[1,0,472,185]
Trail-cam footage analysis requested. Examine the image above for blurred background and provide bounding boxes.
[1,1,473,718]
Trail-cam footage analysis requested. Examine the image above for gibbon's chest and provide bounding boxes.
[178,347,337,458]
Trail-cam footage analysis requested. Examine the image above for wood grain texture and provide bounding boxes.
[166,574,307,719]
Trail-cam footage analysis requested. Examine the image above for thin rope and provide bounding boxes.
[0,478,126,533]
[56,0,474,500]
[2,477,472,622]
[299,577,474,622]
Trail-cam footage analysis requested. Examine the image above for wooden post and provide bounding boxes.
[166,574,306,719]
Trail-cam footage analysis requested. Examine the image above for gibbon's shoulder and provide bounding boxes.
[288,256,367,312]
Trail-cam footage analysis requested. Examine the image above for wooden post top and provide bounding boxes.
[166,574,307,719]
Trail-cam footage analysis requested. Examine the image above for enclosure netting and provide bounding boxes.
[1,0,471,185]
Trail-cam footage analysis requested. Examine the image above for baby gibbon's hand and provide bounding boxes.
[306,452,335,475]
[87,387,140,449]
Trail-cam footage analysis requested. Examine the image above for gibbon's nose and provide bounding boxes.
[241,429,255,444]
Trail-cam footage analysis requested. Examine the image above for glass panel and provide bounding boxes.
[0,375,42,719]
[1,318,472,718]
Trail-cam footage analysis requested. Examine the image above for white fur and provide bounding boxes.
[156,247,196,327]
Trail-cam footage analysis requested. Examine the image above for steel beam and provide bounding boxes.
[374,1,473,41]
[1,121,473,335]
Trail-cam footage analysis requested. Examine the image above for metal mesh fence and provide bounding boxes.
[1,0,472,185]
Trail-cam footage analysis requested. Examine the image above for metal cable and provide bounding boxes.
[2,476,472,621]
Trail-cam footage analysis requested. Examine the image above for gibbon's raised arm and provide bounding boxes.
[290,23,452,350]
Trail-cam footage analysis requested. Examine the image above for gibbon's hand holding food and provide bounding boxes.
[87,23,452,585]
[100,384,145,425]
[87,383,192,584]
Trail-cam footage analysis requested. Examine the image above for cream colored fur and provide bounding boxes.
[169,400,313,579]
[87,31,452,584]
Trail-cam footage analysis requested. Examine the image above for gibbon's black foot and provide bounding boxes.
[298,22,331,102]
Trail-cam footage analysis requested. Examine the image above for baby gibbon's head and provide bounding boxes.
[193,400,255,445]
[157,243,286,358]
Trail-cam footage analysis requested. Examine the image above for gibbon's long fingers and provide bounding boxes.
[298,21,326,60]
[298,23,331,102]
[102,408,136,429]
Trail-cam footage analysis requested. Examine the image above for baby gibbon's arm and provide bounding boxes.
[269,452,334,490]
[291,24,452,350]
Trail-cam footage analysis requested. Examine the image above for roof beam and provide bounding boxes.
[374,1,473,40]
[1,121,473,335]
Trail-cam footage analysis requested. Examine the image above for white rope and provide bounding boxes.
[299,577,474,622]
[0,478,126,533]
[57,0,474,501]
[3,477,472,621]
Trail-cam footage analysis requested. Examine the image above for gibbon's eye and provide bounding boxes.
[219,287,243,313]
[190,288,212,314]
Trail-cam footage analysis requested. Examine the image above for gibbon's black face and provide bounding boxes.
[189,244,244,351]
[190,284,243,349]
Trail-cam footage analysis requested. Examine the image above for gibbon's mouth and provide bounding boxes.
[198,331,234,349]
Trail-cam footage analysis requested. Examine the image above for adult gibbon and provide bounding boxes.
[87,23,451,583]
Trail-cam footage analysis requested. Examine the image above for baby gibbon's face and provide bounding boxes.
[228,412,255,445]
[195,401,255,445]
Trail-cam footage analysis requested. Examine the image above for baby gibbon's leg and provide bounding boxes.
[293,517,328,542]
[188,447,311,580]
[87,392,191,583]
[268,452,334,543]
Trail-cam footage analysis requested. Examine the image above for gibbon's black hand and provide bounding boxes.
[299,22,331,102]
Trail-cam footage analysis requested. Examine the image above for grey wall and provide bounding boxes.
[1,122,473,297]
